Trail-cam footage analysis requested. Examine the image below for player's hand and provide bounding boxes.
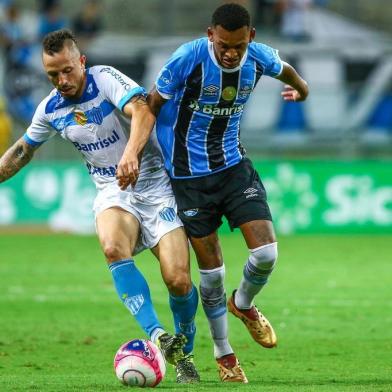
[281,85,307,102]
[116,152,139,190]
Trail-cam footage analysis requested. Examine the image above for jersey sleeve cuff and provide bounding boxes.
[23,133,43,147]
[118,86,146,112]
[155,86,173,100]
[273,60,284,77]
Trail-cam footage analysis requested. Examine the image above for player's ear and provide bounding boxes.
[80,54,87,70]
[249,27,256,42]
[207,27,214,42]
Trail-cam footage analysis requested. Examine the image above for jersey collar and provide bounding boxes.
[208,40,248,73]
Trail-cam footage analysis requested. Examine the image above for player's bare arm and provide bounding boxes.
[0,137,37,183]
[277,61,309,102]
[117,95,156,190]
[147,87,167,117]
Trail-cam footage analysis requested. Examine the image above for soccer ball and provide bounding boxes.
[114,339,166,387]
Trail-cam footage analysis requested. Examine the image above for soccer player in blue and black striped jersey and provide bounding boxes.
[126,3,309,383]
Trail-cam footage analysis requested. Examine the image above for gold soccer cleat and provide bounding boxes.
[216,353,248,383]
[228,290,277,348]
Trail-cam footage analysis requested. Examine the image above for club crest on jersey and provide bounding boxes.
[203,84,219,96]
[222,86,237,101]
[159,207,176,222]
[89,106,104,125]
[74,110,88,125]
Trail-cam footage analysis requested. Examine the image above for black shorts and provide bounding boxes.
[170,158,272,238]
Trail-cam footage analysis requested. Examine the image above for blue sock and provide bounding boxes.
[169,285,198,354]
[109,259,163,338]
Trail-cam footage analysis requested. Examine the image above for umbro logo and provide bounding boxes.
[244,187,258,198]
[203,84,219,96]
[183,208,198,217]
[244,187,258,194]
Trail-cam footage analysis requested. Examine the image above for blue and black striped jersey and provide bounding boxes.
[155,37,283,179]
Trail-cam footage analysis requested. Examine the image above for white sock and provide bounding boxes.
[235,242,278,309]
[199,266,234,359]
[151,327,166,345]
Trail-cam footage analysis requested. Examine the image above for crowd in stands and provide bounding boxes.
[0,0,103,138]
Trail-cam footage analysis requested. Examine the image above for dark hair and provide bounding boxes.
[211,3,251,31]
[42,29,78,55]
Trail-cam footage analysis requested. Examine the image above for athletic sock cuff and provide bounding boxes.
[108,258,133,271]
[169,284,197,303]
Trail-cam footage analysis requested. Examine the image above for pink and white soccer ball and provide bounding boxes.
[114,339,166,387]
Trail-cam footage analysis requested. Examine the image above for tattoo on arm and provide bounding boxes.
[0,139,35,183]
[132,95,148,105]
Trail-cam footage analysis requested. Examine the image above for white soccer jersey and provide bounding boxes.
[24,65,164,190]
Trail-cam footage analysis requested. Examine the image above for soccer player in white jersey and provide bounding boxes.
[0,29,200,384]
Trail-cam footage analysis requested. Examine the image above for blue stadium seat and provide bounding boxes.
[277,101,306,131]
[367,95,392,131]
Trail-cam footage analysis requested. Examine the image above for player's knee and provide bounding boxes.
[165,273,192,296]
[199,265,225,289]
[102,241,128,264]
[249,242,278,270]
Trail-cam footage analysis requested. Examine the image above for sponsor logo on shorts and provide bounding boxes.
[183,208,198,217]
[244,187,258,198]
[124,294,144,315]
[86,163,118,177]
[159,207,176,222]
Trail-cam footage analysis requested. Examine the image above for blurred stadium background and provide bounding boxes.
[1,1,391,391]
[0,0,391,234]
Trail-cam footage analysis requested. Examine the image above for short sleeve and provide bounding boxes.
[94,66,146,111]
[155,42,196,99]
[253,43,283,77]
[24,99,56,146]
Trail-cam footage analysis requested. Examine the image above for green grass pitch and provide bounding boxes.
[0,233,391,391]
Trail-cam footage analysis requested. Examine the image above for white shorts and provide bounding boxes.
[93,174,183,255]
